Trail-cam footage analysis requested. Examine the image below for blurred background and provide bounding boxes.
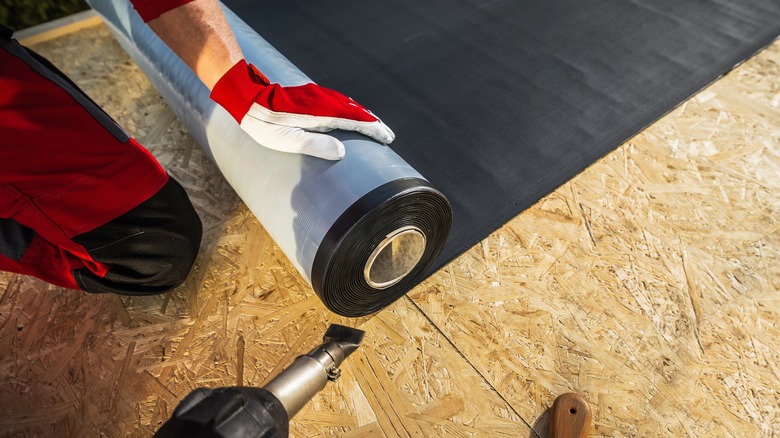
[1,0,89,30]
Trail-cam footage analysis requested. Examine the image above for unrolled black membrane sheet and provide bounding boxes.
[223,0,780,273]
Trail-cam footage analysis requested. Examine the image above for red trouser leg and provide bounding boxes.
[0,36,169,290]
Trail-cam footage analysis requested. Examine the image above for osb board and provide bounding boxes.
[0,20,777,437]
[409,39,780,436]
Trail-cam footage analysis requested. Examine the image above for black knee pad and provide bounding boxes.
[72,177,203,295]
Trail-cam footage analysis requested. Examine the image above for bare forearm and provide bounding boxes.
[143,0,243,90]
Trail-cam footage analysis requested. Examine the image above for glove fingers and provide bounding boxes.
[301,118,395,145]
[246,104,396,144]
[241,116,346,160]
[358,119,396,144]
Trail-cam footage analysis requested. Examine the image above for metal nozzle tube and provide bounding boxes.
[262,325,364,418]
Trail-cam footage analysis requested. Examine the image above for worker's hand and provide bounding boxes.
[210,60,394,160]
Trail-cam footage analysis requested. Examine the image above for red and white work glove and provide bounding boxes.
[210,60,395,160]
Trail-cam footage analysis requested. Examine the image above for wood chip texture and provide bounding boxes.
[0,23,778,437]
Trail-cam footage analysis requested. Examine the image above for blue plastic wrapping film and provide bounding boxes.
[88,0,452,316]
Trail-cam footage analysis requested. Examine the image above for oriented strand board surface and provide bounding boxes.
[0,22,778,437]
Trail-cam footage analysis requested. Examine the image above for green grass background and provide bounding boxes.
[1,0,90,31]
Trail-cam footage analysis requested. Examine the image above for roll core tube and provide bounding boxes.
[311,178,451,316]
[89,0,452,316]
[364,226,426,290]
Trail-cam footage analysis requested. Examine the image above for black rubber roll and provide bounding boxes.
[89,0,454,317]
[312,178,451,316]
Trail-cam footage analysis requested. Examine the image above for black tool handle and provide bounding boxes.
[155,387,289,438]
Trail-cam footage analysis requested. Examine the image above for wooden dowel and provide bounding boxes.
[549,393,591,438]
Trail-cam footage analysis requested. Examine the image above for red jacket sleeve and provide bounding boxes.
[129,0,195,22]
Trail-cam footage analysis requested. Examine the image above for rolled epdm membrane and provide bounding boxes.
[88,0,453,317]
